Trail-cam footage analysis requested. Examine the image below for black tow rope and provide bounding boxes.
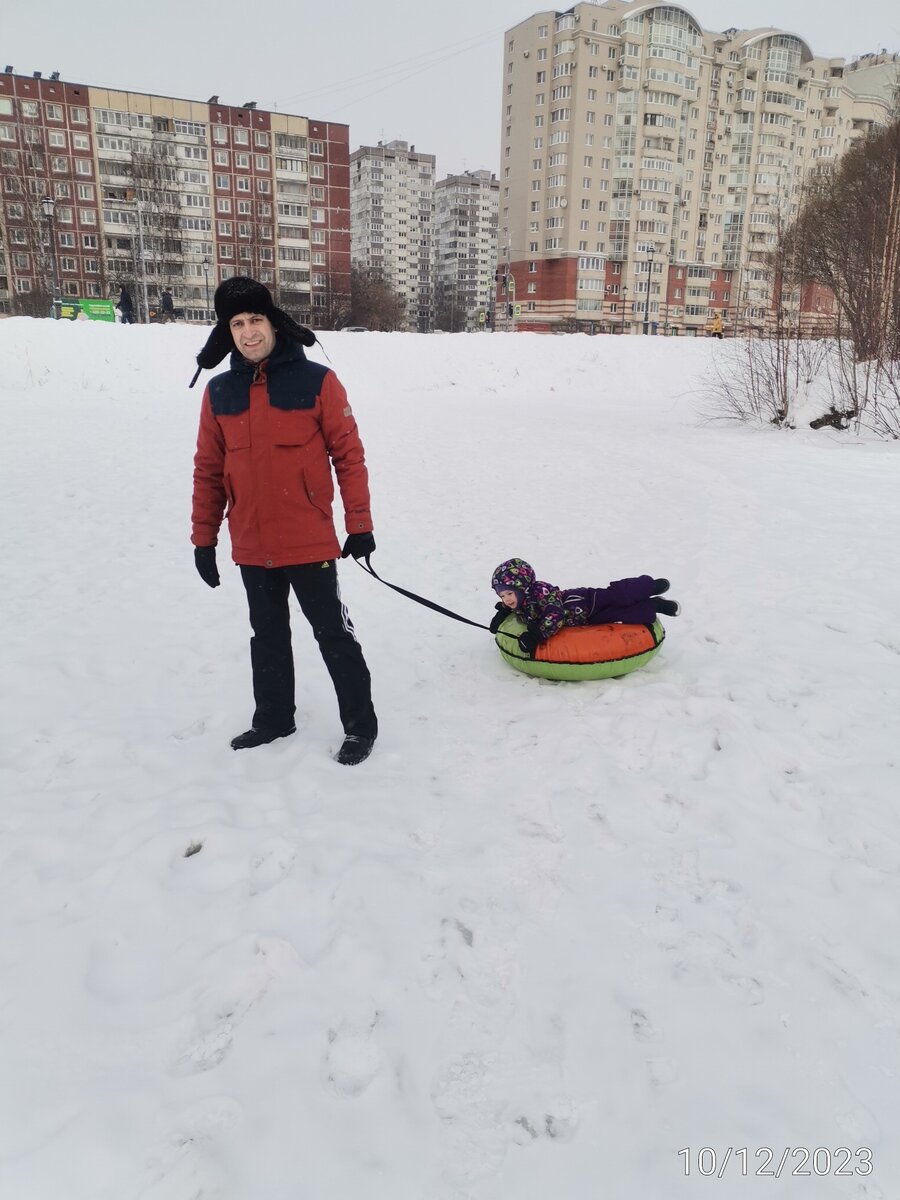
[356,557,493,632]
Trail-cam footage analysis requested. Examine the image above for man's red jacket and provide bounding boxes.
[192,341,372,567]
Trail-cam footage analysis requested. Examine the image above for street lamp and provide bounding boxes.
[40,195,62,319]
[202,257,211,319]
[621,286,628,334]
[642,245,656,335]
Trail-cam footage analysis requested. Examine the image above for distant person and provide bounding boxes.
[117,286,136,325]
[160,287,175,323]
[190,277,379,766]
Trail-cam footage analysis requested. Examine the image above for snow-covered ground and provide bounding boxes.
[1,317,898,1200]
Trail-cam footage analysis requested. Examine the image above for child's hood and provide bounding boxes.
[492,558,536,597]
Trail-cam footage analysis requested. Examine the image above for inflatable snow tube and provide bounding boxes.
[495,614,664,681]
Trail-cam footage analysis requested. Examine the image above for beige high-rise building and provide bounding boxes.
[433,169,499,330]
[350,140,435,331]
[499,4,897,334]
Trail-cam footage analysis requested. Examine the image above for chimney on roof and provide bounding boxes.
[50,70,60,80]
[33,70,42,78]
[4,65,13,73]
[207,94,219,103]
[242,101,257,109]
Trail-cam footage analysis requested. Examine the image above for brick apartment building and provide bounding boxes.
[0,69,350,323]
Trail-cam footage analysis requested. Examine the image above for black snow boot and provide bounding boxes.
[650,578,670,595]
[230,725,296,751]
[653,597,681,617]
[335,734,376,766]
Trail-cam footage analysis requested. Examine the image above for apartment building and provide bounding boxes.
[499,4,896,334]
[0,69,350,322]
[433,170,500,330]
[350,140,435,331]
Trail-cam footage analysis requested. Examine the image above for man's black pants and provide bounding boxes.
[239,561,377,738]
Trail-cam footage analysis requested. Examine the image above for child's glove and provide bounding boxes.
[489,603,507,634]
[517,630,540,658]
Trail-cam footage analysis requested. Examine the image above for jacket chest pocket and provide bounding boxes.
[220,414,251,451]
[270,410,320,451]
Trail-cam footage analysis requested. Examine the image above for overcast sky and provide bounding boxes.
[3,0,898,177]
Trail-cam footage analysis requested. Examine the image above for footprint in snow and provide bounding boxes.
[630,1008,659,1042]
[322,1016,385,1097]
[249,837,297,895]
[173,937,303,1077]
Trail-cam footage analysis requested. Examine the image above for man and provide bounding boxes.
[117,285,135,325]
[160,287,175,323]
[190,277,378,765]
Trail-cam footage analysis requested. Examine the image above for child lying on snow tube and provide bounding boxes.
[490,557,681,658]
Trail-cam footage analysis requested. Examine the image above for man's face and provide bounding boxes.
[229,312,276,363]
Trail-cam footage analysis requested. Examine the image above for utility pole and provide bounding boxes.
[643,245,656,335]
[40,195,62,319]
[133,190,150,323]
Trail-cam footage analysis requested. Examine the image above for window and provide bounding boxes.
[234,127,249,144]
[217,198,232,213]
[71,106,87,124]
[255,131,269,148]
[235,152,250,168]
[75,159,92,176]
[49,131,67,148]
[82,233,98,248]
[46,103,63,121]
[310,140,324,156]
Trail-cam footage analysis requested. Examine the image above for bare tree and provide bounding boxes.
[432,280,468,332]
[347,267,406,331]
[796,119,900,365]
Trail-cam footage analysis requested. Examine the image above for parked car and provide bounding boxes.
[341,325,369,332]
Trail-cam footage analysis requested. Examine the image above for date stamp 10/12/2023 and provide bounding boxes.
[678,1146,874,1179]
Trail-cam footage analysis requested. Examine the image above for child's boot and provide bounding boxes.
[654,597,681,617]
[650,578,670,595]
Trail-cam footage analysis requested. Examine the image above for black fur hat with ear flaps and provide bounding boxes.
[189,276,316,387]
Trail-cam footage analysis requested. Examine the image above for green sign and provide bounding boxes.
[78,299,117,322]
[514,304,521,317]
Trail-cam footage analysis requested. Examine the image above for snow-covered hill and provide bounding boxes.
[1,318,897,1198]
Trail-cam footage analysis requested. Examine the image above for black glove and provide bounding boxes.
[194,545,220,588]
[341,532,376,560]
[517,630,540,658]
[489,603,508,634]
